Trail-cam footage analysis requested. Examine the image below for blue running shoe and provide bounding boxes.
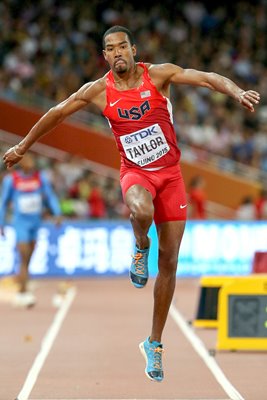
[139,337,164,382]
[130,241,150,288]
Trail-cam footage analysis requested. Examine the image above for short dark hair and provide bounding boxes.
[102,26,134,48]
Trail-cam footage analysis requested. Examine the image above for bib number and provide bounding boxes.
[18,193,42,214]
[120,123,170,167]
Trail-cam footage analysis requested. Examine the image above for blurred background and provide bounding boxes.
[0,0,267,279]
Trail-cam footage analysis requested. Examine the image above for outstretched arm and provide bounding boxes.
[150,63,260,112]
[2,79,105,169]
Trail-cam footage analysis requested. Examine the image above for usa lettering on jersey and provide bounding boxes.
[118,100,150,120]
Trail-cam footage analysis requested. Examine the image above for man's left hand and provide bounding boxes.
[239,90,260,112]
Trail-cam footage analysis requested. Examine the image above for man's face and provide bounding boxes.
[103,32,136,73]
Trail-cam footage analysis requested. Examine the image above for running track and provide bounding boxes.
[1,278,266,400]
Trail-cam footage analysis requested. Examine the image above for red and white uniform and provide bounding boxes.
[103,62,181,170]
[103,63,187,223]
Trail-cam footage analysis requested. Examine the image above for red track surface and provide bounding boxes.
[1,277,266,400]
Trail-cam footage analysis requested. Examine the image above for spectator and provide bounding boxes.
[236,195,256,220]
[88,177,107,219]
[255,188,267,220]
[188,175,207,219]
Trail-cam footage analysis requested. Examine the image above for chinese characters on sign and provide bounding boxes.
[0,221,266,277]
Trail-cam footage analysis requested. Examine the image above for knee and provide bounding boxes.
[130,201,154,224]
[158,251,178,276]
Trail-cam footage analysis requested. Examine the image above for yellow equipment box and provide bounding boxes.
[216,275,267,351]
[194,276,237,328]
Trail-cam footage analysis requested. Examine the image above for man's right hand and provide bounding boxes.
[2,145,24,169]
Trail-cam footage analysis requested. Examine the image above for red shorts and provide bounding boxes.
[120,163,187,224]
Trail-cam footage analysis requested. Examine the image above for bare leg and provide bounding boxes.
[125,184,154,249]
[17,241,35,292]
[125,184,185,342]
[150,220,185,343]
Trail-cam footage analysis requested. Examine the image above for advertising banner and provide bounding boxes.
[0,220,266,278]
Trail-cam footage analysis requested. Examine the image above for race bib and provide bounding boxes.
[18,193,42,214]
[120,123,170,167]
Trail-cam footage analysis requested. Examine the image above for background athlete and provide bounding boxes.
[2,26,260,379]
[0,153,61,307]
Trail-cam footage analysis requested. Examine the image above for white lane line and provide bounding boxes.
[29,399,231,400]
[170,303,244,400]
[16,287,77,400]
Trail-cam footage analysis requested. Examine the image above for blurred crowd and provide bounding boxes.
[1,142,266,220]
[1,0,267,220]
[0,143,129,220]
[49,155,129,220]
[187,174,267,220]
[1,0,267,178]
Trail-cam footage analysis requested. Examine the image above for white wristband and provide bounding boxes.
[13,145,24,158]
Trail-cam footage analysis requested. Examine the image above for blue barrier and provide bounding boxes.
[0,220,266,277]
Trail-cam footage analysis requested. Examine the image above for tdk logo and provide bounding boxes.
[124,125,157,143]
[118,100,150,120]
[125,136,133,144]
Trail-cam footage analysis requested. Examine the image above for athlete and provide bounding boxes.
[0,153,61,307]
[2,26,260,379]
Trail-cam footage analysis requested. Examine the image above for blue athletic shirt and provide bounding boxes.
[0,169,61,225]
